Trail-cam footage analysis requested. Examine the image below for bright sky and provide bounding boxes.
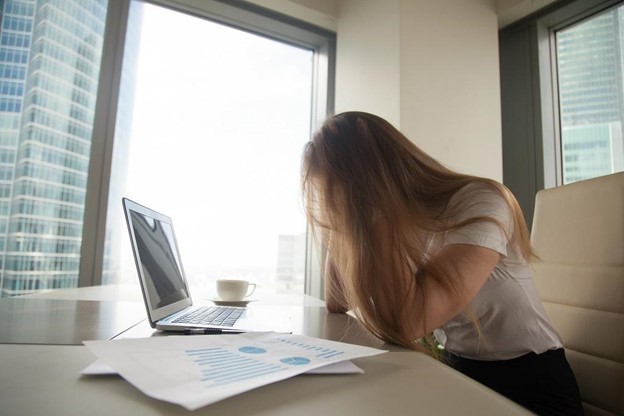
[119,2,313,282]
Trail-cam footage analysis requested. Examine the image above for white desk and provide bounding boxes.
[0,285,533,415]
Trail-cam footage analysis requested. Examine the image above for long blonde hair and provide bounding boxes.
[301,112,532,353]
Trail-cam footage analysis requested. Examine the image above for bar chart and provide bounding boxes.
[185,337,348,388]
[186,347,285,386]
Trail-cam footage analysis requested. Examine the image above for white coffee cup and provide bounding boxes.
[216,279,256,301]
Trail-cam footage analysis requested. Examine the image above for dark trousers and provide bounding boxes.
[442,348,584,415]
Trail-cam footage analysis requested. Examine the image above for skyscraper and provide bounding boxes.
[0,0,108,296]
[557,6,624,183]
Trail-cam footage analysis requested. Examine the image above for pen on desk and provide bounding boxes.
[183,328,245,335]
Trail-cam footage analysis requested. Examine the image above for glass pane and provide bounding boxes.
[105,2,313,295]
[556,6,624,184]
[0,0,108,297]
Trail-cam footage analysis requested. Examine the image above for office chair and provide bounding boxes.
[530,172,624,416]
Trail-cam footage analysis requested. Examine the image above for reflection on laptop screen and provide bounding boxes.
[129,209,190,310]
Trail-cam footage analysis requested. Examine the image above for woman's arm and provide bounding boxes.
[374,218,500,340]
[413,244,500,334]
[324,254,348,313]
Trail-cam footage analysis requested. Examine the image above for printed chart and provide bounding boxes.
[187,347,286,386]
[84,332,387,410]
[185,337,348,388]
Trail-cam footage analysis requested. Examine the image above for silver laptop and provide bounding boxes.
[122,197,294,334]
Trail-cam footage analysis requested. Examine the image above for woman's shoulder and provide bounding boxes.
[448,180,512,222]
[453,180,505,205]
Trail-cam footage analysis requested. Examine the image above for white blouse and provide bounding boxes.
[432,182,562,360]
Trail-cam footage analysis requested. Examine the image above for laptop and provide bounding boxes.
[122,197,295,333]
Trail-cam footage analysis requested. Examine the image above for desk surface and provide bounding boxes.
[0,285,532,415]
[0,297,145,344]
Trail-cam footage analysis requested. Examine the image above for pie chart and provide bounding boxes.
[280,357,311,365]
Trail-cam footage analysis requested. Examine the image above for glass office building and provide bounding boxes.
[0,0,108,296]
[557,6,624,184]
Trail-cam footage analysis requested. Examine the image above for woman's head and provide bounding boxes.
[302,112,461,235]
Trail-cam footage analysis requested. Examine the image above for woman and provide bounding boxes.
[301,111,582,415]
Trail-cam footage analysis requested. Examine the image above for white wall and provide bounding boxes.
[334,0,402,127]
[336,0,503,180]
[399,0,502,178]
[248,0,505,180]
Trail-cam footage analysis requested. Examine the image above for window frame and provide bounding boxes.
[79,0,336,298]
[499,0,621,227]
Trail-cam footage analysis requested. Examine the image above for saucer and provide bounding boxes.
[209,298,256,307]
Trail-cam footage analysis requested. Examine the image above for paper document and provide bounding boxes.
[83,332,386,410]
[82,358,364,375]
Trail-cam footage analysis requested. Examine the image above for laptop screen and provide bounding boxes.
[123,199,191,313]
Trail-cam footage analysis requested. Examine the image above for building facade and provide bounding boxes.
[0,0,108,296]
[557,6,624,183]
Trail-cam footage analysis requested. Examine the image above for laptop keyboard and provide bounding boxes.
[172,306,244,327]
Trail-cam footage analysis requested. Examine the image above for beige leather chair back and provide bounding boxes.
[531,172,624,416]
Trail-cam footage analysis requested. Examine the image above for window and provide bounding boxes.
[0,0,334,297]
[102,1,325,294]
[499,0,622,226]
[81,0,334,297]
[555,4,624,184]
